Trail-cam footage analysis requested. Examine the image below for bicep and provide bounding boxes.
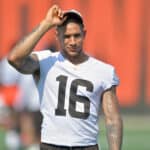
[17,54,40,74]
[102,86,121,120]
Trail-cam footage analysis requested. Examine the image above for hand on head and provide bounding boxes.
[44,5,66,27]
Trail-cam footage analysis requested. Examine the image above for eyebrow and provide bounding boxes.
[63,33,82,38]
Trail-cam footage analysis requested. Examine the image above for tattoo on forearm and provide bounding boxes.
[106,123,122,150]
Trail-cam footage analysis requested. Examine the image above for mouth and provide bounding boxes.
[67,46,78,52]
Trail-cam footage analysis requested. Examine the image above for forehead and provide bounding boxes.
[65,22,82,33]
[58,22,82,35]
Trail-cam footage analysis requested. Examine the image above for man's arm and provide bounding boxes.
[102,86,123,150]
[7,5,65,74]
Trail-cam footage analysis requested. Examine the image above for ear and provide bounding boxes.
[83,29,87,38]
[55,30,59,41]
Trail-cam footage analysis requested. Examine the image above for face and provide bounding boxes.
[57,22,86,58]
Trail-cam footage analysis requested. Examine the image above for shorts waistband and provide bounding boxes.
[40,142,99,150]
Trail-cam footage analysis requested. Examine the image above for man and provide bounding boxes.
[7,5,123,150]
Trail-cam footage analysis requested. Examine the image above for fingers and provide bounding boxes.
[52,5,64,19]
[58,8,64,19]
[45,5,66,27]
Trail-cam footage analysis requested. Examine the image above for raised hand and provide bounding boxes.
[44,5,66,27]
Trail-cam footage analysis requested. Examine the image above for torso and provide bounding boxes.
[34,50,119,146]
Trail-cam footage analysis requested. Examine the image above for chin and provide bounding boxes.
[69,49,82,56]
[69,52,79,57]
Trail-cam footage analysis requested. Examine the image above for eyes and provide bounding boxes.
[63,33,82,39]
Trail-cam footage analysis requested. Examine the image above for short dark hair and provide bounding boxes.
[57,10,84,30]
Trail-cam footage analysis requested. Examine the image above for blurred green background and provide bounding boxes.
[1,114,150,150]
[99,115,150,150]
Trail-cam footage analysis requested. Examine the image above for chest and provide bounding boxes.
[43,61,105,98]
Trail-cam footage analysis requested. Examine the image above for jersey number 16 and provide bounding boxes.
[55,75,94,119]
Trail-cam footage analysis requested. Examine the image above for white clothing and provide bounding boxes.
[35,50,119,146]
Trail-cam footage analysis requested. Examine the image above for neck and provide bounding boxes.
[61,51,89,65]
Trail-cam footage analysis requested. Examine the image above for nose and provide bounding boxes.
[69,36,76,45]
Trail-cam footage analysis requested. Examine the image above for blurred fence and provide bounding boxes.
[0,0,150,110]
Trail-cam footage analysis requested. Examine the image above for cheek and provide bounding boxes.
[63,39,71,47]
[78,39,84,46]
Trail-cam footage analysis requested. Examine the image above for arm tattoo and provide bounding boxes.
[106,122,122,150]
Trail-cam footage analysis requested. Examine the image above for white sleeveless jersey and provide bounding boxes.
[34,50,119,147]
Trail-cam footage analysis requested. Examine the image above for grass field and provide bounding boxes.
[0,114,150,150]
[99,114,150,150]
